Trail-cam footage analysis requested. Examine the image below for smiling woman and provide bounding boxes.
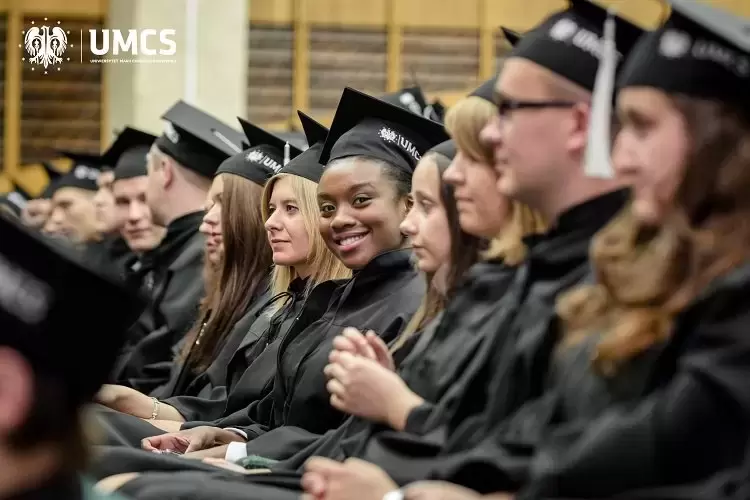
[318,156,412,270]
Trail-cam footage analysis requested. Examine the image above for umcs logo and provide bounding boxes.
[89,29,177,59]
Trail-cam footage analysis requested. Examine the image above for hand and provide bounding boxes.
[324,351,424,430]
[183,444,229,459]
[402,481,483,500]
[331,328,395,371]
[302,457,397,500]
[141,426,244,454]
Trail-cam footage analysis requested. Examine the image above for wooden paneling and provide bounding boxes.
[20,16,103,163]
[3,6,18,174]
[0,13,6,169]
[486,0,566,31]
[250,0,294,25]
[306,0,388,27]
[401,28,479,92]
[246,24,294,125]
[17,0,106,18]
[308,28,387,118]
[395,0,481,29]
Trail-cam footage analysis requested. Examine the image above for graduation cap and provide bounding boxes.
[53,151,105,192]
[618,0,750,110]
[510,0,645,91]
[425,99,447,123]
[220,118,304,187]
[277,111,329,183]
[501,27,523,46]
[470,76,498,103]
[0,215,145,408]
[102,127,157,182]
[0,190,28,217]
[427,139,457,161]
[319,87,450,174]
[40,162,64,199]
[153,100,245,178]
[380,86,430,117]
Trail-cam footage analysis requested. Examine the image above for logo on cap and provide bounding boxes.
[246,150,282,173]
[549,18,579,42]
[164,122,180,143]
[378,127,421,161]
[659,30,692,59]
[73,165,100,181]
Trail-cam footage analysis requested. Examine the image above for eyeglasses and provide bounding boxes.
[494,94,578,118]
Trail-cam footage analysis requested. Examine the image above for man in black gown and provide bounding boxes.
[111,100,247,395]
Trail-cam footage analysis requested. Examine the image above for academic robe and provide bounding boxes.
[349,190,629,486]
[93,280,309,449]
[239,258,517,467]
[83,235,134,281]
[101,192,627,500]
[111,211,206,394]
[92,249,424,483]
[90,278,329,476]
[422,258,750,500]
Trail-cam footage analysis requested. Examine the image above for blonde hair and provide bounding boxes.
[261,173,351,304]
[445,96,547,266]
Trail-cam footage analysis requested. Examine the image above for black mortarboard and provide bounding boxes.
[0,190,28,217]
[425,99,447,123]
[428,139,457,161]
[0,215,145,407]
[238,117,304,161]
[470,76,498,103]
[103,127,157,181]
[618,0,750,110]
[278,111,329,183]
[380,87,430,116]
[41,162,64,199]
[154,100,245,178]
[510,0,644,91]
[320,87,450,174]
[501,27,523,46]
[54,152,104,192]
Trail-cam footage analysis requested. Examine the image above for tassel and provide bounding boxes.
[584,7,618,179]
[283,142,291,166]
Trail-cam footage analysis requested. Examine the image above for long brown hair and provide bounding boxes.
[391,152,483,352]
[182,173,273,371]
[558,96,750,376]
[444,96,547,265]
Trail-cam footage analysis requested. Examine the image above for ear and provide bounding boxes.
[566,102,592,157]
[0,348,34,438]
[162,158,175,190]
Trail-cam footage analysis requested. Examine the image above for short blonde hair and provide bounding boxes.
[261,173,351,302]
[444,96,547,265]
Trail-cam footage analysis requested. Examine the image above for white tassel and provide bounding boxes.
[584,8,617,179]
[283,142,291,166]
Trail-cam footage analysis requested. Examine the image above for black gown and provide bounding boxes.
[93,279,312,450]
[96,249,425,483]
[111,211,207,394]
[421,259,750,500]
[106,193,627,499]
[83,235,134,281]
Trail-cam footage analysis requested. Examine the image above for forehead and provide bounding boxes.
[53,187,93,203]
[113,176,148,196]
[498,58,554,98]
[269,176,297,201]
[319,158,386,194]
[412,158,441,194]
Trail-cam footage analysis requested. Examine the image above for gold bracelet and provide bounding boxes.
[150,397,160,420]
